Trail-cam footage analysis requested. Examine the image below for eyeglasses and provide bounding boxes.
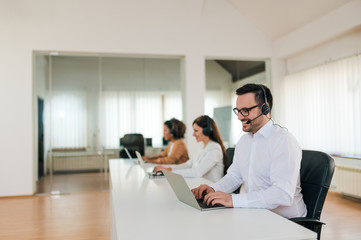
[233,104,260,117]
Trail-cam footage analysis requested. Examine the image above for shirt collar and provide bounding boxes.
[203,139,214,149]
[249,120,273,138]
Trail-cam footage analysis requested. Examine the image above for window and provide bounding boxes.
[45,91,87,148]
[284,54,361,157]
[101,91,182,147]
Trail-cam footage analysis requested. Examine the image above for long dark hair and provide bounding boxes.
[192,115,227,167]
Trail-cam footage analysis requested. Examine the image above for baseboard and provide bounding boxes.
[0,194,34,199]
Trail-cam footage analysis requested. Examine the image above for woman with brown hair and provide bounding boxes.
[153,115,227,182]
[143,118,189,164]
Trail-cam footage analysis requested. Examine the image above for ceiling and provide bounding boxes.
[226,0,353,40]
[216,60,265,82]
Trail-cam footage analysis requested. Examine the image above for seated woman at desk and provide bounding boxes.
[143,118,189,165]
[153,115,227,182]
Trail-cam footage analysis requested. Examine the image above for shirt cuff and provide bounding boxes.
[210,183,219,192]
[231,193,248,208]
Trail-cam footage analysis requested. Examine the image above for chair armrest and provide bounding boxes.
[290,217,325,240]
[289,217,325,226]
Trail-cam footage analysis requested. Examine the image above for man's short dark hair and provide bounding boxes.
[235,83,273,111]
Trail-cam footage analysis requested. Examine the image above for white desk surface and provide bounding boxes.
[109,159,316,240]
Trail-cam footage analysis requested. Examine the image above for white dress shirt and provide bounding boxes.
[211,120,307,218]
[171,140,224,182]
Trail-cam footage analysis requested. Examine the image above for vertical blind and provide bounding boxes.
[284,54,361,157]
[164,92,183,121]
[44,85,232,150]
[46,91,182,149]
[45,91,88,148]
[101,91,182,148]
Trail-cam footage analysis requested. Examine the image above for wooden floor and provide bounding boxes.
[322,192,361,240]
[0,192,110,240]
[36,172,110,194]
[1,172,361,240]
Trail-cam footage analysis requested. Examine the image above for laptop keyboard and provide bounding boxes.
[197,198,224,209]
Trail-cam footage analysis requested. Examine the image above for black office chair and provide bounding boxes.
[290,150,335,240]
[225,147,241,194]
[119,133,145,158]
[225,147,235,175]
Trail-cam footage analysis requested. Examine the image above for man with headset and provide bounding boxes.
[192,83,307,218]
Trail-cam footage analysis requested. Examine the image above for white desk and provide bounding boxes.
[109,159,316,240]
[103,147,164,178]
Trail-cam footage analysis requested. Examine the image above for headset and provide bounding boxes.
[202,115,213,137]
[259,85,270,115]
[259,86,287,130]
[166,120,175,135]
[245,85,270,124]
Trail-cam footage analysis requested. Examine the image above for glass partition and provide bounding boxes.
[33,53,182,194]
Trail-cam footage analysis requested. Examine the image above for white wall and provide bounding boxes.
[0,0,272,196]
[285,28,361,74]
[205,60,233,107]
[206,60,232,89]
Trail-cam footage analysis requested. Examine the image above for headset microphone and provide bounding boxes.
[246,113,263,124]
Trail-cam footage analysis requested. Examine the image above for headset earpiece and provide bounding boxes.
[202,115,212,137]
[168,121,175,135]
[261,104,270,115]
[259,85,270,115]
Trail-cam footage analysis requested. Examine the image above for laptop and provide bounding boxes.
[162,170,226,211]
[135,151,164,178]
[124,147,138,163]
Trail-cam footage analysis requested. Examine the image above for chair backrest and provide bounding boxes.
[300,150,335,220]
[225,147,235,175]
[120,134,145,157]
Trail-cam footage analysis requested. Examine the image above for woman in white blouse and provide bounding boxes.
[153,115,227,182]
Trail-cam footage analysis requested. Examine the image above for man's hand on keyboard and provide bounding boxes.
[191,184,214,199]
[204,191,233,208]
